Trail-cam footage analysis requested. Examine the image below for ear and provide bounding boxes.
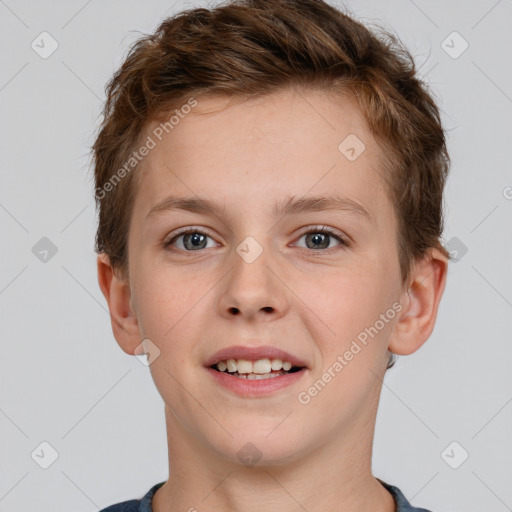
[97,253,141,355]
[389,247,448,356]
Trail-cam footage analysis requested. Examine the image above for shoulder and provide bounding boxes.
[99,482,166,512]
[377,478,433,512]
[99,500,139,512]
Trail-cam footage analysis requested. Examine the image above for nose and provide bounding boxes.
[217,243,288,323]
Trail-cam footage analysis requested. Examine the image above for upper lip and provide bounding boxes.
[204,345,309,369]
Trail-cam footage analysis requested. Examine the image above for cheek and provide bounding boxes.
[295,266,392,359]
[133,267,196,340]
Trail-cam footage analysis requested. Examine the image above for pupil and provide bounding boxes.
[307,233,329,249]
[184,232,206,250]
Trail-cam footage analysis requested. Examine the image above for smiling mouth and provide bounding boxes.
[209,364,305,380]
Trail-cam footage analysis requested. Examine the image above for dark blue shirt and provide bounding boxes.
[99,478,432,511]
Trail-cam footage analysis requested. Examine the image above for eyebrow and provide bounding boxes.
[146,194,374,224]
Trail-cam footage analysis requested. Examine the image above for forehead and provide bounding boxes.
[133,87,393,227]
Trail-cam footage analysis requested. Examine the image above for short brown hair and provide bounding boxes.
[92,0,450,291]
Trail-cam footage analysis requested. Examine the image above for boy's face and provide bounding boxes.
[115,87,414,463]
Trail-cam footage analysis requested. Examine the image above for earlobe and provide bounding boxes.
[97,253,141,355]
[389,248,448,356]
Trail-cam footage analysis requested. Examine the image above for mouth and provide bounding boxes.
[204,345,309,395]
[209,358,305,380]
[206,357,307,397]
[204,345,309,379]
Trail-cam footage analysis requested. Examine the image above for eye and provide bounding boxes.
[164,228,218,252]
[163,225,348,253]
[293,226,348,251]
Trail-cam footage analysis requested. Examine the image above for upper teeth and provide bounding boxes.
[216,358,293,374]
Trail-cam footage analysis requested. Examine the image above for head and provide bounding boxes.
[93,0,449,467]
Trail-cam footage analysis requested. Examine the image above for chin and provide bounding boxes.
[210,429,305,468]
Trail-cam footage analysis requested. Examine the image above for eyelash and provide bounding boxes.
[163,225,349,253]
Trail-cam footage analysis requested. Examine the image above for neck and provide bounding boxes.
[152,405,396,512]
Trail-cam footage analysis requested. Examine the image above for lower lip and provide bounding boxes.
[206,367,307,397]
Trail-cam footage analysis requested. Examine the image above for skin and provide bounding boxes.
[98,86,448,512]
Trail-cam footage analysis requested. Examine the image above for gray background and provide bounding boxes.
[1,0,511,510]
